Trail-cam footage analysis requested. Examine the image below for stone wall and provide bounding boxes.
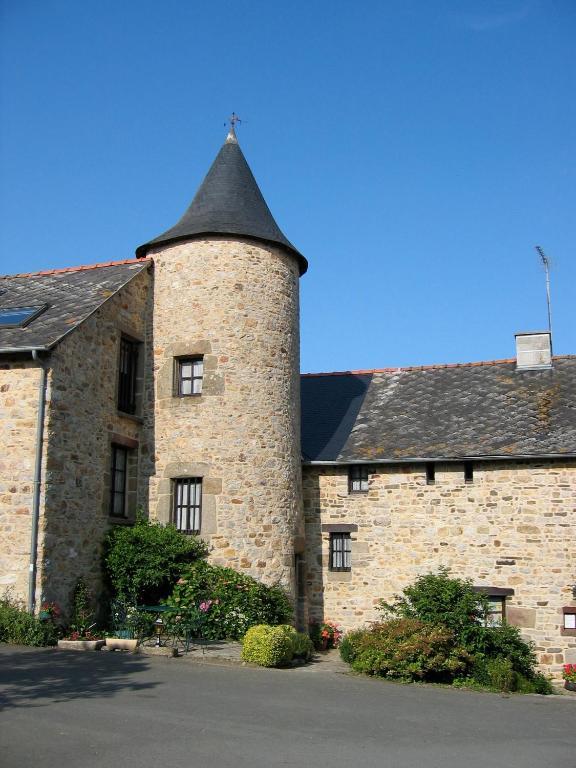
[0,360,42,601]
[38,265,151,613]
[303,460,576,675]
[142,237,303,594]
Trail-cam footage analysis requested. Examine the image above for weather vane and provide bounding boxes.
[225,112,242,136]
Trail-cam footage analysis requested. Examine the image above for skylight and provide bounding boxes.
[0,305,47,328]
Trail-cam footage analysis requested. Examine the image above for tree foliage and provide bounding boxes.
[103,517,208,605]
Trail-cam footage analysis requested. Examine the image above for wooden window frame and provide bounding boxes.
[118,336,139,414]
[110,444,129,518]
[175,356,204,397]
[329,532,352,572]
[348,465,369,494]
[172,477,202,534]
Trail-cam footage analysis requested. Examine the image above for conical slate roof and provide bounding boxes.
[136,131,307,274]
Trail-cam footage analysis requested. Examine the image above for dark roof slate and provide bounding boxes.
[301,358,576,462]
[0,260,149,352]
[135,132,307,274]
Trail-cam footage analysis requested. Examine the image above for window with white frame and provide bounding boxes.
[176,357,203,396]
[173,478,202,534]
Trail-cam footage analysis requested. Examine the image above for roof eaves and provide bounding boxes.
[303,452,576,465]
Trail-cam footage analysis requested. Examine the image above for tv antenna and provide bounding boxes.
[535,245,553,351]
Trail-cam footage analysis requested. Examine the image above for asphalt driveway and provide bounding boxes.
[0,645,574,768]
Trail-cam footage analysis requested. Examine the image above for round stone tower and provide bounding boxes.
[136,127,307,594]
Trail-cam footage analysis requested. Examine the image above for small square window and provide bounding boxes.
[177,357,203,396]
[349,465,368,493]
[564,613,576,630]
[110,445,129,518]
[173,477,202,534]
[329,532,351,571]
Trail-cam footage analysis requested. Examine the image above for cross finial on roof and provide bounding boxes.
[225,112,241,143]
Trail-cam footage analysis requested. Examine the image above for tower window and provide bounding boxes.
[349,465,369,493]
[464,461,474,483]
[329,533,351,571]
[426,462,435,485]
[173,478,202,534]
[118,336,139,414]
[176,357,204,396]
[110,445,128,518]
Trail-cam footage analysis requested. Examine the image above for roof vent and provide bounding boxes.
[515,332,552,370]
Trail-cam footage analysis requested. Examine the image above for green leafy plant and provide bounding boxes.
[241,624,295,667]
[369,570,551,693]
[291,631,314,660]
[68,577,96,637]
[0,591,57,647]
[563,664,576,683]
[103,516,208,605]
[340,618,471,682]
[379,568,489,650]
[166,560,292,640]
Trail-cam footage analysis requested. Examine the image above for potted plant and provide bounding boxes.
[39,601,61,621]
[563,664,576,692]
[58,578,105,651]
[310,620,342,651]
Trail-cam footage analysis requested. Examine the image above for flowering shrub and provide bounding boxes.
[166,560,292,640]
[563,664,576,683]
[310,620,342,649]
[342,571,554,693]
[340,619,471,682]
[39,601,61,619]
[66,630,100,641]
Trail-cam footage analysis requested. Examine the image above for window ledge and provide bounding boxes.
[117,410,143,423]
[108,516,134,526]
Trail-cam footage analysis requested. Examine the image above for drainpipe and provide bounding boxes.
[27,349,48,614]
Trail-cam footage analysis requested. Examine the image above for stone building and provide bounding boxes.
[1,127,575,675]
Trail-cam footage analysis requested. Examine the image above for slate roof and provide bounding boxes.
[301,357,576,462]
[135,130,307,274]
[0,259,150,352]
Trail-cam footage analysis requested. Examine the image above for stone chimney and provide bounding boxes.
[515,331,552,370]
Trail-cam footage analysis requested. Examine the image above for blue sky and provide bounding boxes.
[1,0,574,372]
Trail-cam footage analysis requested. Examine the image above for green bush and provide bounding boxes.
[103,516,208,605]
[377,569,548,691]
[476,622,537,679]
[166,560,292,640]
[241,624,294,667]
[339,630,367,665]
[379,568,488,651]
[343,619,471,682]
[0,593,57,647]
[291,631,314,660]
